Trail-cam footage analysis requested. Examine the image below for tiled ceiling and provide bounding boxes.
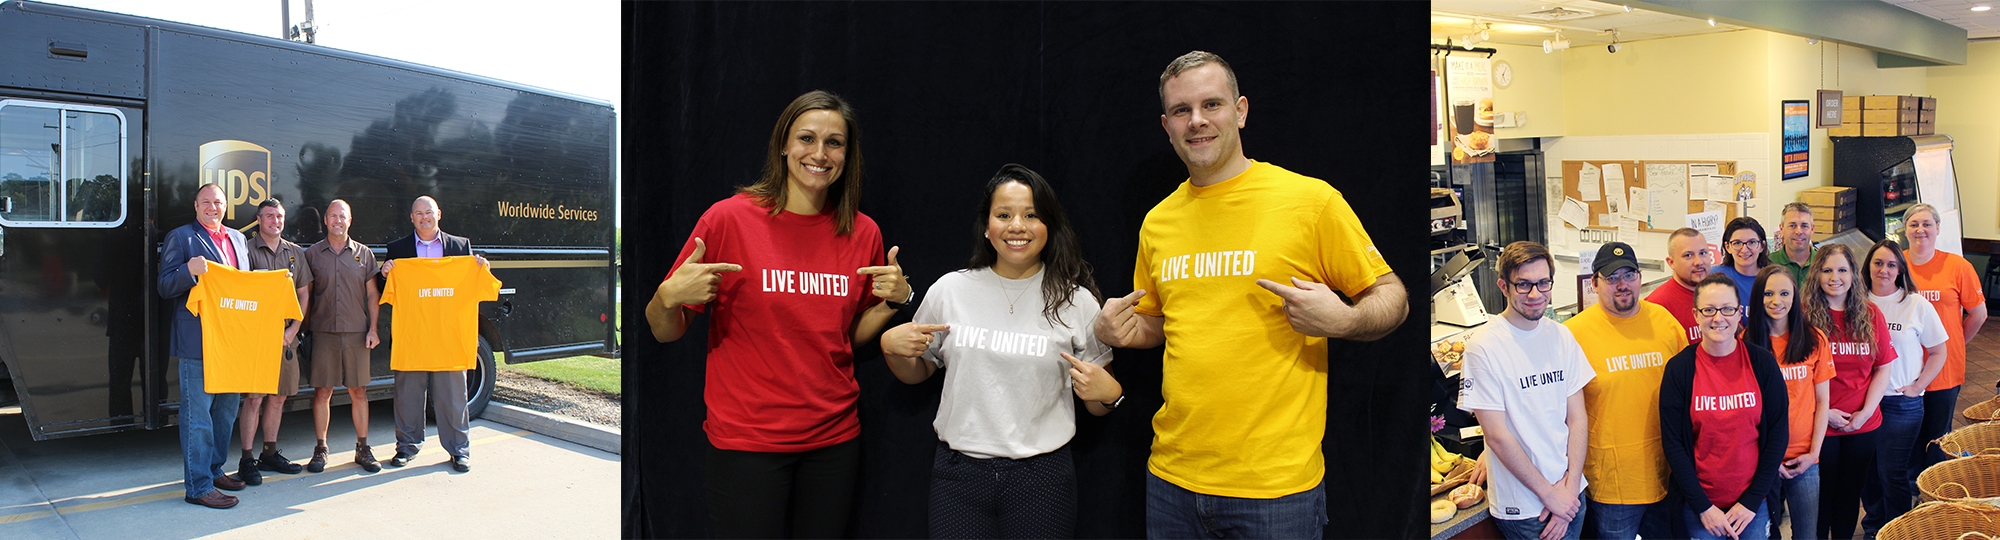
[1431,0,1745,49]
[1884,0,2000,39]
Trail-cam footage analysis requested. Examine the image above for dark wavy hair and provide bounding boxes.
[738,90,866,235]
[1720,216,1770,269]
[1743,265,1821,365]
[968,164,1099,328]
[1803,243,1875,345]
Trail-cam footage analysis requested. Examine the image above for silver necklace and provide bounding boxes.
[1004,285,1031,314]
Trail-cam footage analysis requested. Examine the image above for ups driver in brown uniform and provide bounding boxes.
[236,199,313,484]
[302,199,384,473]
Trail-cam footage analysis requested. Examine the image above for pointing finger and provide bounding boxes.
[1062,352,1086,369]
[707,263,743,273]
[1119,289,1147,304]
[915,323,951,334]
[1256,278,1301,299]
[686,237,707,265]
[856,265,899,276]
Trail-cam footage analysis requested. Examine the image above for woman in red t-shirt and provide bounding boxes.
[645,90,913,538]
[1799,244,1895,540]
[1660,273,1789,540]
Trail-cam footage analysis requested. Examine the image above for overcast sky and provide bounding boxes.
[44,0,624,220]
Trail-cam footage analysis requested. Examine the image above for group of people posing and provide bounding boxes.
[645,51,1411,539]
[1462,201,1985,539]
[165,185,486,510]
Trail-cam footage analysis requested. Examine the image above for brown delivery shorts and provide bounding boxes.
[310,331,371,389]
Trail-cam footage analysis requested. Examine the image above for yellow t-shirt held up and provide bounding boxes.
[1563,301,1689,505]
[187,265,303,394]
[381,256,501,371]
[1133,161,1393,499]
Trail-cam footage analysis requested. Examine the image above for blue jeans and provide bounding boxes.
[1145,471,1326,539]
[177,358,240,499]
[1862,394,1924,533]
[1768,462,1819,539]
[1586,494,1673,539]
[1494,491,1587,540]
[1684,501,1770,540]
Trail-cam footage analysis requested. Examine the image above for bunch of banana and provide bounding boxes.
[1429,437,1466,484]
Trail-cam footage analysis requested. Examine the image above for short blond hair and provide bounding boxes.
[1158,51,1240,109]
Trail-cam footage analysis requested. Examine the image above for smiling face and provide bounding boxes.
[1502,258,1554,322]
[1726,228,1764,269]
[410,196,441,240]
[1762,271,1795,323]
[324,200,352,241]
[1868,245,1902,296]
[985,181,1048,278]
[1666,233,1712,286]
[1782,208,1815,253]
[1159,64,1247,181]
[1818,251,1854,301]
[257,203,285,238]
[1696,284,1741,347]
[1905,208,1938,251]
[782,109,848,201]
[1595,267,1642,317]
[194,183,226,229]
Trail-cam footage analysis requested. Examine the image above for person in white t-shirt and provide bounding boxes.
[1458,241,1594,540]
[1859,239,1947,534]
[880,164,1120,539]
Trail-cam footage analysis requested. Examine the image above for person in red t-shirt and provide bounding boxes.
[1660,273,1788,540]
[1648,228,1712,344]
[1799,243,1895,540]
[644,90,912,539]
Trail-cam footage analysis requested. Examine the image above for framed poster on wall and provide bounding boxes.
[1782,100,1810,179]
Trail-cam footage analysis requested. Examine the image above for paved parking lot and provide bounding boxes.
[0,399,616,539]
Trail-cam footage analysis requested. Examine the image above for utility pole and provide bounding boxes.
[281,0,317,44]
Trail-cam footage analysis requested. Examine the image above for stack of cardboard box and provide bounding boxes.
[1798,186,1857,242]
[1829,95,1936,137]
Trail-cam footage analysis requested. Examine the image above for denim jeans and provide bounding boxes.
[1493,491,1587,540]
[1768,462,1819,539]
[1684,501,1770,540]
[177,357,240,499]
[1861,394,1924,533]
[1585,494,1673,539]
[1145,471,1326,539]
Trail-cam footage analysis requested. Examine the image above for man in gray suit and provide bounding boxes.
[381,195,478,473]
[159,182,254,509]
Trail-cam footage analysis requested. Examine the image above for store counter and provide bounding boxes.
[1429,496,1496,540]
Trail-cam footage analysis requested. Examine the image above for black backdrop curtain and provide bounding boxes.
[622,2,1429,538]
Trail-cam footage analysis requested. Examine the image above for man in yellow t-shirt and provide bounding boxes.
[1560,242,1692,539]
[1094,51,1408,539]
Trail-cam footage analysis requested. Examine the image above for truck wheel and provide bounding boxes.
[466,337,496,419]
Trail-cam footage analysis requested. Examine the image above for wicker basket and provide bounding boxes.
[1935,422,2000,459]
[1968,395,2000,424]
[1918,455,2000,503]
[1877,501,2000,540]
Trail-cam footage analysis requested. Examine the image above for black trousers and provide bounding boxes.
[928,440,1077,539]
[1817,429,1880,540]
[705,438,861,539]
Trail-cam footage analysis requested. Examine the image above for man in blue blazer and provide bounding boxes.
[159,183,254,509]
[380,196,479,473]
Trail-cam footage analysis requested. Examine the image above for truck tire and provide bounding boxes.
[467,337,496,419]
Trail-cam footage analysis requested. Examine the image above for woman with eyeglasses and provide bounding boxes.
[1660,273,1789,540]
[1858,239,1947,534]
[1715,217,1771,309]
[1800,244,1896,540]
[1899,204,1988,473]
[1743,265,1833,539]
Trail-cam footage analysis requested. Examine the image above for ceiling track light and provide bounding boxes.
[1543,30,1571,53]
[1607,30,1622,53]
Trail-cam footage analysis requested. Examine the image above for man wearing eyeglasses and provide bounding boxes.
[1769,203,1818,285]
[1458,241,1593,540]
[1560,241,1694,539]
[1646,228,1712,344]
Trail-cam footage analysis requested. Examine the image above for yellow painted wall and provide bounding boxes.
[1426,39,1566,140]
[1560,31,1768,136]
[1927,40,2000,242]
[1765,35,1926,220]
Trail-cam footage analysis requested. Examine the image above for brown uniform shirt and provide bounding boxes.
[304,238,378,333]
[247,236,314,289]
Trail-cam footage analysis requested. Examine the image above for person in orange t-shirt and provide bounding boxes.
[1900,204,1988,468]
[1742,265,1833,538]
[379,196,488,473]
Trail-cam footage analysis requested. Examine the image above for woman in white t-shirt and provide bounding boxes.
[1859,239,1947,533]
[880,163,1121,539]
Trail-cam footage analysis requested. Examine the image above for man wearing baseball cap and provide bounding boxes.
[1560,242,1696,539]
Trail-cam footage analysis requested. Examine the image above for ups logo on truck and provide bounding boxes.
[198,140,272,226]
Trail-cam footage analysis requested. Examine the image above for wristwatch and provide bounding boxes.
[1102,395,1125,410]
[886,288,916,310]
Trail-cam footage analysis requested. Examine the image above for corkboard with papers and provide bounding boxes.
[1558,160,1741,232]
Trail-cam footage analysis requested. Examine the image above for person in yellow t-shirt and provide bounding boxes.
[379,196,488,473]
[1093,51,1408,539]
[1558,241,1692,539]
